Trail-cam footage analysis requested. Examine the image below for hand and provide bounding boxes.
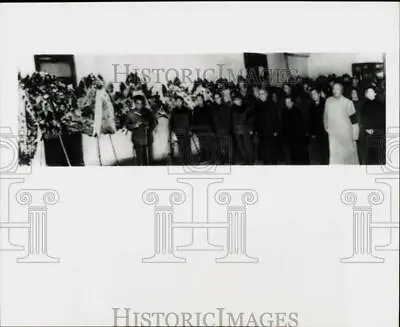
[311,135,316,139]
[366,129,374,135]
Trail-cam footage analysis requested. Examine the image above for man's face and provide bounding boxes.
[311,90,320,102]
[233,98,242,106]
[214,94,222,105]
[285,98,293,109]
[303,83,309,92]
[283,84,291,95]
[259,89,268,102]
[196,96,204,107]
[332,84,342,98]
[148,98,156,108]
[239,81,245,89]
[135,100,144,110]
[272,93,278,103]
[176,98,183,108]
[351,90,358,101]
[253,87,260,98]
[223,90,231,103]
[365,88,376,101]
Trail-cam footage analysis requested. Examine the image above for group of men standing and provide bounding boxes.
[121,77,386,166]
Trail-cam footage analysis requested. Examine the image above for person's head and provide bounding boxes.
[148,95,160,109]
[284,96,294,109]
[252,85,260,99]
[352,78,359,88]
[106,82,114,95]
[310,88,321,103]
[233,93,243,106]
[238,79,246,90]
[365,86,377,101]
[222,89,232,103]
[283,83,292,95]
[196,94,205,107]
[351,89,359,102]
[175,95,184,108]
[332,83,343,98]
[259,88,268,102]
[303,82,309,93]
[213,92,222,105]
[133,95,145,110]
[271,92,278,103]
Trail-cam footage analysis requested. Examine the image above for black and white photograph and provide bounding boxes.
[18,53,386,167]
[1,2,398,327]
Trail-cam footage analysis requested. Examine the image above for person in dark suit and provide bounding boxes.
[124,95,157,166]
[254,88,280,164]
[192,94,217,163]
[232,93,254,164]
[211,92,233,164]
[169,95,193,164]
[359,86,386,165]
[309,88,329,165]
[282,96,310,165]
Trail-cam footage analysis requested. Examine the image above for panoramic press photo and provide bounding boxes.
[17,53,386,167]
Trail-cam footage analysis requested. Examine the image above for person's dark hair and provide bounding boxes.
[284,95,295,103]
[196,93,205,101]
[365,84,377,93]
[174,94,184,102]
[133,95,145,103]
[310,87,321,94]
[232,92,243,100]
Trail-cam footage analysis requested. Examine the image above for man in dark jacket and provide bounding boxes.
[192,94,217,163]
[211,92,233,164]
[169,95,193,164]
[232,93,254,164]
[309,88,329,165]
[282,96,310,165]
[124,95,157,166]
[359,86,386,165]
[254,88,280,165]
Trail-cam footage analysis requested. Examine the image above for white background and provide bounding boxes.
[0,2,399,327]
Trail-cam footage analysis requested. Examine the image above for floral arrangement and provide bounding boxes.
[17,72,239,165]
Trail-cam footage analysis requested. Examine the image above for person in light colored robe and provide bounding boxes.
[324,83,359,164]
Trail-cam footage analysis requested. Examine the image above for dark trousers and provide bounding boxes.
[235,133,253,164]
[258,136,278,165]
[217,133,233,164]
[176,134,191,165]
[134,145,149,166]
[197,132,217,163]
[310,134,329,165]
[287,144,310,165]
[359,132,385,165]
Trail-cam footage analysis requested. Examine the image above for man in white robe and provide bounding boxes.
[324,83,359,164]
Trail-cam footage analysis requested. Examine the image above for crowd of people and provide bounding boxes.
[80,71,386,166]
